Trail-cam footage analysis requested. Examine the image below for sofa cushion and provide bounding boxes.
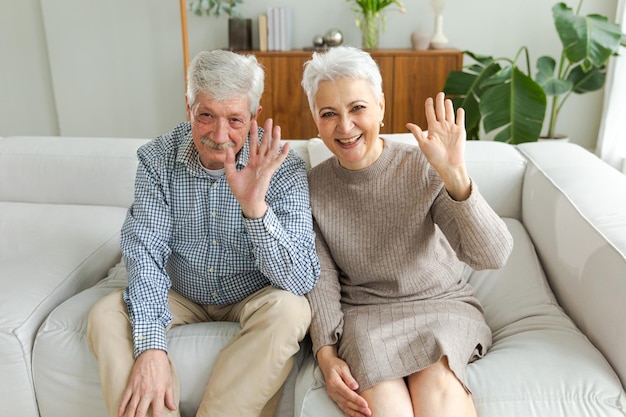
[306,138,332,168]
[294,218,626,417]
[0,136,147,207]
[284,140,311,170]
[468,219,626,415]
[33,262,306,417]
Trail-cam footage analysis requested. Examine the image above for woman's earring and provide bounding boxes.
[380,121,385,127]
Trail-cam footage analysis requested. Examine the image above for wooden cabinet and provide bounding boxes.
[241,49,463,139]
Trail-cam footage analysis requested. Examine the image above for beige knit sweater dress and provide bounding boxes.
[306,139,514,392]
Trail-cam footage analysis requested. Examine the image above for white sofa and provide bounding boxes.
[1,134,625,417]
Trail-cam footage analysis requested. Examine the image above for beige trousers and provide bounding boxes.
[87,286,311,417]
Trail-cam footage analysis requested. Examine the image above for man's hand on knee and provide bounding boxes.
[119,349,177,417]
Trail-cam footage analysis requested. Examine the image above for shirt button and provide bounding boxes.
[212,291,218,298]
[212,239,218,245]
[211,211,217,217]
[209,267,214,273]
[212,182,218,188]
[137,334,144,341]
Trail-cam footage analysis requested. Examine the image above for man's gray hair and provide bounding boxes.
[186,49,264,115]
[301,45,383,113]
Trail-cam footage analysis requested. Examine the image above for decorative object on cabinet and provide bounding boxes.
[411,30,430,51]
[323,29,344,47]
[228,17,252,51]
[443,1,625,144]
[429,0,448,49]
[304,31,341,50]
[312,35,325,48]
[239,49,462,139]
[346,0,406,49]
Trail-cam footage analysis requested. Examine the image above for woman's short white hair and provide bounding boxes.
[301,46,383,113]
[186,49,264,116]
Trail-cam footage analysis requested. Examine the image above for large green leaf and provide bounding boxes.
[567,64,607,93]
[480,66,546,144]
[444,72,482,139]
[553,2,623,72]
[535,55,572,96]
[443,54,501,140]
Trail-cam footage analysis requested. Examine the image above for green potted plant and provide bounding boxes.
[443,1,625,144]
[188,0,251,51]
[346,0,406,50]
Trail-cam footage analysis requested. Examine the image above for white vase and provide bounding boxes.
[429,14,448,49]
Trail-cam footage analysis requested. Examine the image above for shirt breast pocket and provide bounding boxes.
[220,228,256,273]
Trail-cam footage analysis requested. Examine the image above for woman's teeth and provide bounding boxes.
[338,134,361,145]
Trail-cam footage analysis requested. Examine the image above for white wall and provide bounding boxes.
[0,0,58,136]
[0,0,617,147]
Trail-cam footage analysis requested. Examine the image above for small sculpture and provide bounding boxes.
[312,35,325,48]
[324,29,344,47]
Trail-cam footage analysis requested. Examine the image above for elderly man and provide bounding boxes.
[87,49,320,417]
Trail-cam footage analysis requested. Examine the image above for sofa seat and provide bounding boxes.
[33,262,307,417]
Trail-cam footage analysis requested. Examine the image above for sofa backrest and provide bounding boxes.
[292,134,527,220]
[1,135,527,218]
[0,136,148,208]
[518,141,626,387]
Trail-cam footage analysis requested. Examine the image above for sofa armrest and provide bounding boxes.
[517,142,626,387]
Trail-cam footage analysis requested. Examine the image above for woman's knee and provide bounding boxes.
[408,356,465,396]
[408,357,476,416]
[361,379,413,416]
[409,356,460,392]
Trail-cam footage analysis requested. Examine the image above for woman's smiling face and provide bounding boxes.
[313,78,385,170]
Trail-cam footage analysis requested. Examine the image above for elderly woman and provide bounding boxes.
[301,46,513,417]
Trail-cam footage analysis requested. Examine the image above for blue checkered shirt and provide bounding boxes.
[121,122,320,357]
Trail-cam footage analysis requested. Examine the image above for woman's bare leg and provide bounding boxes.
[407,356,477,417]
[359,378,414,417]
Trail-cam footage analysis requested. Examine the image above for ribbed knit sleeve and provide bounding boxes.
[432,181,513,270]
[305,221,344,355]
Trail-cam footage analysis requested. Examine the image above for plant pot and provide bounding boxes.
[228,18,252,51]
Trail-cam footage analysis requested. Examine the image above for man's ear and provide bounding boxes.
[252,106,263,121]
[185,95,191,121]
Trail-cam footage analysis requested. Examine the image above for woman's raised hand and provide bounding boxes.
[406,92,471,201]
